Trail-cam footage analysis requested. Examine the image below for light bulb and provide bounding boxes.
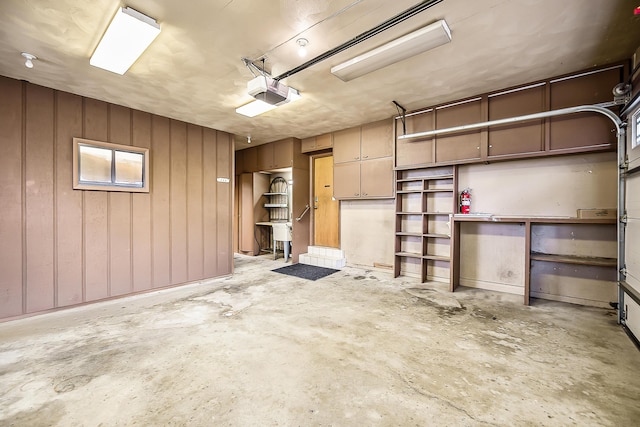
[21,52,37,69]
[296,38,308,58]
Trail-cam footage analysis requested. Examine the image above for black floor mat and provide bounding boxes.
[272,263,339,281]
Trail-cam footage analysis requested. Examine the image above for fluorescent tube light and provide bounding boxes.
[236,100,277,117]
[90,7,161,75]
[331,19,451,82]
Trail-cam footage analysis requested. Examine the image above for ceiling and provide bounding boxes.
[1,0,639,150]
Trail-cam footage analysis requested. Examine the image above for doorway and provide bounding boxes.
[313,156,339,248]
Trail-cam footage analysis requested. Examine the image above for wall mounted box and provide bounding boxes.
[577,208,617,219]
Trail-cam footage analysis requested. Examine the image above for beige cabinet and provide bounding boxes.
[301,133,332,153]
[333,126,361,163]
[333,118,394,199]
[257,138,293,171]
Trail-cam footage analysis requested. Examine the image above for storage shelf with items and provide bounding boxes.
[263,177,290,222]
[394,166,457,283]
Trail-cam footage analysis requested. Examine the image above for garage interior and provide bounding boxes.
[1,0,640,425]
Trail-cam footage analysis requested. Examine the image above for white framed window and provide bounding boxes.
[73,137,149,192]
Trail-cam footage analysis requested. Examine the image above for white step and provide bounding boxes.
[299,246,346,269]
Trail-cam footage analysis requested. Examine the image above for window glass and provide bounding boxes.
[79,145,112,183]
[115,150,144,186]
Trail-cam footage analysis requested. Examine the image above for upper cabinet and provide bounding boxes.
[333,118,394,199]
[301,133,332,153]
[395,62,625,169]
[236,138,297,173]
[334,119,393,164]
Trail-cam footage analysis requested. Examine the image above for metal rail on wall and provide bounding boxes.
[398,104,627,324]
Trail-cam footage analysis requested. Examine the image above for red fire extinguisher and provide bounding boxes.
[460,188,471,214]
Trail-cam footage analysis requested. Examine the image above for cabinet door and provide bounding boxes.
[333,126,361,163]
[396,110,435,168]
[435,99,482,163]
[333,162,361,198]
[257,143,274,171]
[301,137,316,153]
[361,157,394,198]
[316,133,333,150]
[273,138,293,168]
[361,118,393,160]
[242,146,258,173]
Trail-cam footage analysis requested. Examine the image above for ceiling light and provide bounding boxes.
[297,38,309,57]
[331,19,451,82]
[90,7,161,75]
[21,52,37,69]
[236,100,277,117]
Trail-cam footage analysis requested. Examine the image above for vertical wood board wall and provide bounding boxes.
[0,77,233,320]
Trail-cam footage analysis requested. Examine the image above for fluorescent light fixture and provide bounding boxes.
[237,86,302,117]
[90,7,161,75]
[331,19,451,82]
[236,100,277,117]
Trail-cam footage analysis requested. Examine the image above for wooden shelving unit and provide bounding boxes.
[394,166,457,283]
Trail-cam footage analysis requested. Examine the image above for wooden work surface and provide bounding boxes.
[450,215,617,305]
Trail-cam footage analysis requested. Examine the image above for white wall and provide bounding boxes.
[340,199,395,270]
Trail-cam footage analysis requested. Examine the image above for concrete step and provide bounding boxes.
[299,246,346,269]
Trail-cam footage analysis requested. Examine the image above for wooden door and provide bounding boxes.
[314,156,339,248]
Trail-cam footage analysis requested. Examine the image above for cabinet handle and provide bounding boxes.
[363,155,368,159]
[355,156,360,160]
[355,193,359,196]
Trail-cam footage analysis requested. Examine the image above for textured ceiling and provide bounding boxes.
[1,0,639,150]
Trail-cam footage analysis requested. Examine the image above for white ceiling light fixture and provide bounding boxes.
[90,6,161,75]
[236,100,277,117]
[297,38,309,57]
[21,52,37,69]
[331,19,451,82]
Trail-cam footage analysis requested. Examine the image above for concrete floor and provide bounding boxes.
[1,254,639,426]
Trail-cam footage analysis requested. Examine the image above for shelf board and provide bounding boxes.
[397,174,453,183]
[425,233,450,239]
[395,232,451,239]
[264,204,288,208]
[395,251,422,259]
[396,211,423,215]
[423,255,450,261]
[424,189,454,193]
[530,253,617,267]
[264,192,288,196]
[397,190,423,194]
[424,212,452,216]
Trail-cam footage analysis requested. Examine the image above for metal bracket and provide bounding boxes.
[620,214,628,224]
[393,101,407,136]
[620,266,627,276]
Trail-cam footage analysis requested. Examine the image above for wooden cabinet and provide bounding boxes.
[255,138,293,171]
[333,119,394,199]
[301,133,332,153]
[333,126,361,163]
[395,63,624,169]
[394,166,457,283]
[333,162,360,198]
[236,146,258,174]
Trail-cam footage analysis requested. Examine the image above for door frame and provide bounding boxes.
[310,152,340,247]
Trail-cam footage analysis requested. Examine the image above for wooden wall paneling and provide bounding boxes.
[187,124,204,281]
[488,84,545,157]
[549,66,621,150]
[151,115,171,287]
[55,91,83,307]
[216,131,232,275]
[395,110,435,168]
[203,128,218,277]
[0,77,24,317]
[83,98,109,301]
[435,99,482,163]
[131,110,152,291]
[24,84,55,313]
[108,104,133,296]
[170,120,188,284]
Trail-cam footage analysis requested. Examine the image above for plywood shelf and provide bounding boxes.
[395,251,422,259]
[530,253,617,267]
